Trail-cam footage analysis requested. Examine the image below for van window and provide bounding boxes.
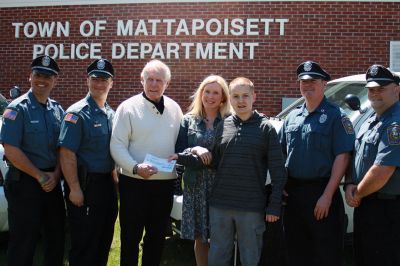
[325,82,367,121]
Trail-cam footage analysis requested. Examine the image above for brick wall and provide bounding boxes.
[1,1,399,116]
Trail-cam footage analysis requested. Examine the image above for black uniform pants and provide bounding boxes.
[284,179,344,266]
[4,172,65,266]
[119,175,174,266]
[354,196,400,266]
[64,173,118,266]
[259,184,289,266]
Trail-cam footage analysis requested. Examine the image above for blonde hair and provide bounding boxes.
[229,77,255,93]
[188,75,231,118]
[141,59,171,82]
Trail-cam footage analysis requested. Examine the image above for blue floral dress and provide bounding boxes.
[175,114,222,243]
[181,128,215,243]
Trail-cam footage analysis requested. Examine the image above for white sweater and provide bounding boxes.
[110,94,183,180]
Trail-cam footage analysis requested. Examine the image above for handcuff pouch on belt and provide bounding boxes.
[77,165,89,191]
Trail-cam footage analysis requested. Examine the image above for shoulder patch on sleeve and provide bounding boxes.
[341,117,354,135]
[64,113,79,124]
[387,125,400,145]
[3,108,18,120]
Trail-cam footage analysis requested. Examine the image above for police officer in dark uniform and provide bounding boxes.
[59,58,118,266]
[279,61,355,266]
[1,55,65,266]
[345,65,400,266]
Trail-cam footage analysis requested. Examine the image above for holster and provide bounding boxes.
[77,165,89,191]
[4,158,20,182]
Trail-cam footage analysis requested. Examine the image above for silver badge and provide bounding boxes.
[97,60,105,70]
[304,61,312,72]
[319,114,327,124]
[370,65,379,76]
[42,56,51,67]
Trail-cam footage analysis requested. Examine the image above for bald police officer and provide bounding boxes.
[59,59,118,266]
[279,61,355,266]
[345,65,400,266]
[1,55,65,266]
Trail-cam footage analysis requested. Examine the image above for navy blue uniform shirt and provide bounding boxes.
[58,94,114,173]
[352,102,400,195]
[279,97,355,179]
[1,89,64,169]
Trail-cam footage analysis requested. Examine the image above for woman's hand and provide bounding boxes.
[191,146,212,165]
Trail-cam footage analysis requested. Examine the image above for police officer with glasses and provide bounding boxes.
[345,65,400,266]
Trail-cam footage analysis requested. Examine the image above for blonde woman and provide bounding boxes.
[175,75,231,266]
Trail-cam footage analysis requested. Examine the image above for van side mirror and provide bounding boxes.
[344,94,361,111]
[9,86,21,100]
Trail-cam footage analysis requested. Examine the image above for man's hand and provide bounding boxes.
[345,184,360,207]
[137,163,158,179]
[69,187,84,207]
[314,193,332,220]
[40,171,59,192]
[266,214,280,223]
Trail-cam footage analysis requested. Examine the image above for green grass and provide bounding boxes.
[0,218,196,266]
[107,217,196,266]
[0,217,354,266]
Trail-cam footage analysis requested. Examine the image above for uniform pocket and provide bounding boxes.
[25,122,46,147]
[286,125,299,145]
[309,126,330,151]
[89,123,109,149]
[363,133,379,159]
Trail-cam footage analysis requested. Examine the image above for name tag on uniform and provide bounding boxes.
[94,123,102,127]
[30,120,39,123]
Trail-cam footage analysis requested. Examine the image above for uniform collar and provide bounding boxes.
[377,102,400,122]
[27,89,55,111]
[85,93,109,114]
[300,96,328,116]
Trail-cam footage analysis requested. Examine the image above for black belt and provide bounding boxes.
[87,172,112,179]
[40,167,56,172]
[287,177,329,187]
[366,192,400,200]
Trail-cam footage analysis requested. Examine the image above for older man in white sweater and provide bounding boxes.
[110,60,183,266]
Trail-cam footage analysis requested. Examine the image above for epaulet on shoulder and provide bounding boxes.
[48,98,61,105]
[326,100,340,110]
[66,99,88,114]
[8,95,27,108]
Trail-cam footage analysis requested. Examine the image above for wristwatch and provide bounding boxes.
[133,164,139,175]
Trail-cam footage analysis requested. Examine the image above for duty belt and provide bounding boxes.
[366,192,400,200]
[287,177,329,187]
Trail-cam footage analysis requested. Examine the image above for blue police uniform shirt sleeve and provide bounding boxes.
[331,112,355,156]
[58,112,82,152]
[374,124,400,167]
[1,106,24,148]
